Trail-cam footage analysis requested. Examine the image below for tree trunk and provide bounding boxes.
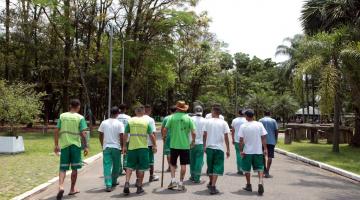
[62,0,71,112]
[332,58,341,153]
[351,106,360,147]
[5,0,10,80]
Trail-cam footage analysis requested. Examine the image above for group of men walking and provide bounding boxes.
[54,99,278,199]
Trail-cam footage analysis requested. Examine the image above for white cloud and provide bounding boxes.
[196,0,304,62]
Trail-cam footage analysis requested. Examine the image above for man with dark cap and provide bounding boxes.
[98,106,124,192]
[239,109,268,196]
[189,105,206,183]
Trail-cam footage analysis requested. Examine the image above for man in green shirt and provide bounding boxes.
[162,101,196,191]
[161,105,177,172]
[122,104,157,195]
[54,99,89,200]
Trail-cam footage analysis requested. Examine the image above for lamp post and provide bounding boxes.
[108,26,113,118]
[120,39,133,104]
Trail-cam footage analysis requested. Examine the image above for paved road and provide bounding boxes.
[30,139,360,200]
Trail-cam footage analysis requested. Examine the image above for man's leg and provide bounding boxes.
[193,144,204,183]
[179,164,186,182]
[58,171,66,191]
[69,170,78,193]
[254,154,265,195]
[211,175,218,186]
[111,148,121,186]
[103,148,113,188]
[267,158,272,174]
[189,146,195,180]
[235,143,243,175]
[242,154,252,192]
[206,148,213,187]
[69,145,82,194]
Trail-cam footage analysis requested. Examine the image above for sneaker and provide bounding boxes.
[136,186,144,194]
[237,171,244,175]
[264,173,273,178]
[243,184,252,192]
[189,176,194,181]
[105,187,112,192]
[123,182,130,195]
[168,181,177,190]
[176,184,186,191]
[210,186,220,195]
[149,175,159,182]
[112,182,119,188]
[258,184,264,195]
[207,182,212,189]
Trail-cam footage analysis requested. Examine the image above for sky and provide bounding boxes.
[195,0,304,62]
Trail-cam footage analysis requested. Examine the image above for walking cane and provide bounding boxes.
[161,138,165,188]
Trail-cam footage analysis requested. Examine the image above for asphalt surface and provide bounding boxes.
[29,139,360,200]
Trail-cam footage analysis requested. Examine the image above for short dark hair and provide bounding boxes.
[238,109,244,115]
[111,106,120,116]
[119,104,127,111]
[70,99,81,108]
[245,109,255,118]
[145,104,152,109]
[264,110,271,116]
[170,105,177,113]
[212,106,222,115]
[212,103,221,108]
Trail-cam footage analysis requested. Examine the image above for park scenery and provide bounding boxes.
[1,0,360,200]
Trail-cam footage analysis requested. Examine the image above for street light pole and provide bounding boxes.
[108,26,113,118]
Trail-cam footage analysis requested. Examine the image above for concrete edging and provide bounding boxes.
[11,152,103,200]
[275,148,360,182]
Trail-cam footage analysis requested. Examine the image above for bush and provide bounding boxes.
[0,80,45,135]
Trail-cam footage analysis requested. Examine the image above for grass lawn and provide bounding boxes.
[0,132,102,200]
[277,139,360,175]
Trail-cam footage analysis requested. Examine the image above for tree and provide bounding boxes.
[0,80,44,135]
[272,94,298,127]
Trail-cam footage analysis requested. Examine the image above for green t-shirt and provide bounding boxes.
[162,115,172,142]
[165,112,195,150]
[57,112,88,149]
[125,117,153,150]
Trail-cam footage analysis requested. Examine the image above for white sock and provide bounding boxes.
[171,178,176,183]
[179,181,183,186]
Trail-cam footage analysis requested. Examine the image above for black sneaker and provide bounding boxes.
[123,182,130,195]
[210,186,220,195]
[149,175,159,182]
[136,186,144,194]
[237,171,244,175]
[106,187,112,192]
[243,184,252,192]
[264,173,273,178]
[112,182,119,188]
[258,184,264,195]
[207,182,212,189]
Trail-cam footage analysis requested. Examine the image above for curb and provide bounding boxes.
[11,152,103,200]
[275,148,360,182]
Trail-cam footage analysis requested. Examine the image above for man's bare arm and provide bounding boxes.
[225,133,230,158]
[231,128,235,144]
[99,132,104,147]
[150,133,157,153]
[54,128,60,154]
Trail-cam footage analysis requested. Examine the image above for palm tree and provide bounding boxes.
[340,43,360,147]
[300,0,360,152]
[272,94,298,128]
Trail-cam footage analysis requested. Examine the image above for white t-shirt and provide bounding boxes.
[117,113,131,142]
[239,121,268,154]
[204,118,230,152]
[98,118,124,150]
[205,113,225,120]
[143,115,156,146]
[231,117,247,143]
[191,116,206,144]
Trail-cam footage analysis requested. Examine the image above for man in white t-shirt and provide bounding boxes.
[117,104,131,174]
[144,105,159,182]
[205,103,225,120]
[231,109,247,175]
[239,109,268,196]
[203,105,230,195]
[189,105,206,184]
[98,106,125,192]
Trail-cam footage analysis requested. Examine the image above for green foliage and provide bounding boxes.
[0,80,45,134]
[272,94,298,124]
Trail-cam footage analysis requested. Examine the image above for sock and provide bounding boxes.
[171,178,176,183]
[179,181,183,186]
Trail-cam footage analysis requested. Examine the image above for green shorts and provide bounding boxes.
[206,148,224,176]
[241,154,264,173]
[164,135,171,156]
[126,148,149,171]
[148,146,154,165]
[60,145,82,171]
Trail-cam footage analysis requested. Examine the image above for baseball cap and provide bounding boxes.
[194,105,203,115]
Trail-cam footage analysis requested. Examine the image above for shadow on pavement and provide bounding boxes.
[193,189,224,196]
[110,192,147,198]
[85,187,106,193]
[231,190,260,196]
[152,188,187,195]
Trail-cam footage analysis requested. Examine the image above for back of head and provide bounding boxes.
[134,104,145,116]
[145,104,152,115]
[119,104,127,113]
[70,99,81,111]
[110,106,120,117]
[264,110,271,116]
[238,109,244,116]
[193,105,203,116]
[211,104,222,116]
[244,109,255,120]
